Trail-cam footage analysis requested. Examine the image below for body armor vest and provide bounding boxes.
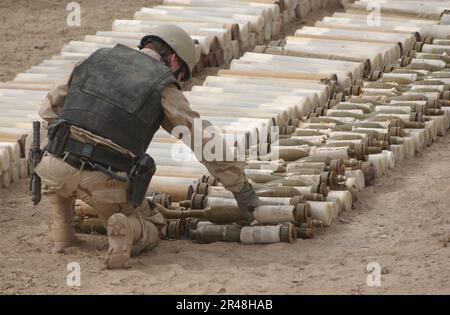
[60,44,178,156]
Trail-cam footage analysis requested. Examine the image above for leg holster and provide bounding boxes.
[127,154,156,208]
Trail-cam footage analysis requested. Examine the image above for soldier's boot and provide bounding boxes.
[105,213,133,269]
[105,211,162,269]
[51,195,78,253]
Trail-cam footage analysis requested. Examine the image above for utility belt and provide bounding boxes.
[46,120,155,207]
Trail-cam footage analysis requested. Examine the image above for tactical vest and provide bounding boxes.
[60,44,178,156]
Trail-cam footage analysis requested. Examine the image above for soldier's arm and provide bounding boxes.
[38,69,76,123]
[160,84,246,193]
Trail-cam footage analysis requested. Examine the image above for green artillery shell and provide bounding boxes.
[272,147,309,161]
[246,172,284,184]
[199,205,247,224]
[404,121,426,129]
[190,224,242,244]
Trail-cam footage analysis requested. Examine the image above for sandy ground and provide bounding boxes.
[0,0,162,82]
[1,1,449,295]
[1,134,450,294]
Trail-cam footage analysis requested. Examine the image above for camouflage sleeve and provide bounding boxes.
[160,84,246,193]
[38,68,76,123]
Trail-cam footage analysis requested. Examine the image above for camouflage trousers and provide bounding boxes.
[35,152,165,254]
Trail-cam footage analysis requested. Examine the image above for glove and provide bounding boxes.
[232,180,261,225]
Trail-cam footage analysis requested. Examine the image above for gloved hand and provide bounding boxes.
[232,180,261,225]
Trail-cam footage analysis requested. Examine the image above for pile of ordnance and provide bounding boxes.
[0,0,335,190]
[2,0,450,247]
[74,1,450,245]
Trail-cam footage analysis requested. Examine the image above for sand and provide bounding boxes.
[1,134,450,294]
[0,0,161,82]
[0,1,449,295]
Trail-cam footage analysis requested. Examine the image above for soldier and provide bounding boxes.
[35,25,260,269]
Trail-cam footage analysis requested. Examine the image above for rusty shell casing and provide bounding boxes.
[296,227,315,239]
[186,183,209,199]
[280,223,297,243]
[179,193,207,209]
[329,159,346,175]
[166,219,187,240]
[294,203,312,225]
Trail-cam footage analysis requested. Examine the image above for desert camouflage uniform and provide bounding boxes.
[35,48,246,257]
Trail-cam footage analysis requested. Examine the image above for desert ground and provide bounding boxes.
[0,0,449,295]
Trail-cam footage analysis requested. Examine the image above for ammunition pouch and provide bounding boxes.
[47,120,71,157]
[127,154,156,208]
